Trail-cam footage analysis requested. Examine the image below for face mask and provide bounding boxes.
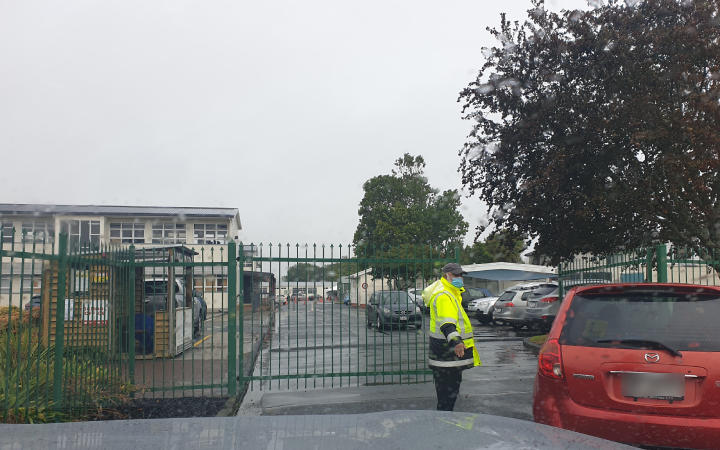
[450,278,464,288]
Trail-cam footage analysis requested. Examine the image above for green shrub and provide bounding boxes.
[0,325,133,423]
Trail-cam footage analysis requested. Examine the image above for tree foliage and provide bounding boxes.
[460,231,526,264]
[283,261,356,282]
[459,0,720,262]
[353,154,468,288]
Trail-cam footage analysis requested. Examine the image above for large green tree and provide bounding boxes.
[459,0,720,263]
[353,154,468,288]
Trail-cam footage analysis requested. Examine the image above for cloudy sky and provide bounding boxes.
[0,0,586,245]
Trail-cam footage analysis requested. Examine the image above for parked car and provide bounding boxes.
[144,277,204,338]
[524,288,560,331]
[325,290,339,302]
[466,296,499,324]
[407,288,428,314]
[460,287,493,310]
[24,294,42,311]
[366,291,422,330]
[192,289,207,321]
[493,282,557,329]
[533,283,720,449]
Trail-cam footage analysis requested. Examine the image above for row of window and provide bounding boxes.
[110,223,227,245]
[0,221,228,246]
[1,222,55,244]
[0,275,228,294]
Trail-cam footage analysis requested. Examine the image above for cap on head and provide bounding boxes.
[442,263,466,276]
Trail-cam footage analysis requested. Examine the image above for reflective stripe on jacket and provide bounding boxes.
[423,278,482,368]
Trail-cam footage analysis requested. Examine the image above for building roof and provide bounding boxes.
[461,262,557,281]
[0,204,241,229]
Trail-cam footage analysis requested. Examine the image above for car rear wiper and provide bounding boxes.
[596,338,682,358]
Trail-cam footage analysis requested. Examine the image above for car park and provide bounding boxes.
[366,291,422,330]
[533,283,720,449]
[492,282,557,329]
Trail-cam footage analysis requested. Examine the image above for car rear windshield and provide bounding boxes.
[530,286,556,296]
[560,289,720,352]
[497,291,515,302]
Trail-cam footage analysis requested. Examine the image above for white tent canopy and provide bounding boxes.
[461,262,557,281]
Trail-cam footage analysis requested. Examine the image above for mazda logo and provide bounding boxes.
[645,353,660,363]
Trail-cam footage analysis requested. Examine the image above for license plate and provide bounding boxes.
[399,316,408,321]
[622,373,685,400]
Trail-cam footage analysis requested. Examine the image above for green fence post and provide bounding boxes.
[558,263,564,298]
[128,245,136,386]
[454,246,460,264]
[227,240,237,396]
[237,243,245,388]
[53,233,68,409]
[646,248,654,283]
[656,244,668,283]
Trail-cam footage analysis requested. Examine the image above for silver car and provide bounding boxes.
[467,296,499,324]
[524,288,561,331]
[492,282,557,329]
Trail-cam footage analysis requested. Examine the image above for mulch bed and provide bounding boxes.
[91,397,228,421]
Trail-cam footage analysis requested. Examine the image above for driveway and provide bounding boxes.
[238,302,538,419]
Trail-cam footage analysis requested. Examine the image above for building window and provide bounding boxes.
[193,275,227,293]
[194,224,227,244]
[61,220,100,250]
[151,223,186,244]
[109,222,145,244]
[0,275,40,294]
[22,221,55,244]
[1,222,13,244]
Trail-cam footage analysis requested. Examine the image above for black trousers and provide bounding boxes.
[432,367,463,411]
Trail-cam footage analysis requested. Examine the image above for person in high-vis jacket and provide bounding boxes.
[422,262,481,411]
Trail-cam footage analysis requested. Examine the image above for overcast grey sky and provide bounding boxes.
[0,0,586,245]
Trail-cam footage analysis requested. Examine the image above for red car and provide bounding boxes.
[533,283,720,449]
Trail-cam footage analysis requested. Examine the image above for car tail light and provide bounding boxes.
[505,302,515,307]
[540,296,558,303]
[538,338,564,379]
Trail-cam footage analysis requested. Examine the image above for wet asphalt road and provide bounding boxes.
[239,302,539,419]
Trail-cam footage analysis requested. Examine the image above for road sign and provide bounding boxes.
[361,282,368,290]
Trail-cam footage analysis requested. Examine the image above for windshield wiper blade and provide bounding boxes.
[596,338,682,357]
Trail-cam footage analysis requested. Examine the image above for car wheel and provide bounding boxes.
[376,316,383,331]
[367,316,373,328]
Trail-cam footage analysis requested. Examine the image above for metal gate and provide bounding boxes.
[236,243,457,391]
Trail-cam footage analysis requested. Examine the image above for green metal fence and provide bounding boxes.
[1,230,239,422]
[559,244,720,296]
[238,243,456,391]
[2,230,458,421]
[0,230,134,422]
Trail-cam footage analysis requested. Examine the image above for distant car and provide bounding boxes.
[461,287,493,311]
[367,291,422,330]
[24,295,42,311]
[534,283,720,449]
[325,290,339,302]
[192,289,207,321]
[407,288,428,314]
[144,278,203,338]
[466,296,499,324]
[524,288,560,331]
[492,282,557,329]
